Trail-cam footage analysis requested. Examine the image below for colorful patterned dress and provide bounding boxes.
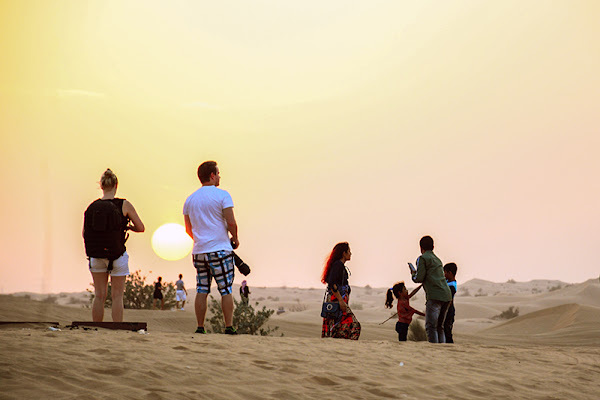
[321,260,361,340]
[321,285,361,340]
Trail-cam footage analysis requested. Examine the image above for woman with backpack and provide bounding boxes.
[83,169,145,322]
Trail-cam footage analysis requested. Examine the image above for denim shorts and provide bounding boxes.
[193,251,234,295]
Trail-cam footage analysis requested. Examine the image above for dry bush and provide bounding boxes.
[408,319,427,341]
[42,295,58,304]
[288,301,308,312]
[492,306,520,320]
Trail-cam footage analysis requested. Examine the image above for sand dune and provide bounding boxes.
[2,279,600,399]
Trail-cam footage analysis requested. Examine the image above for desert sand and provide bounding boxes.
[1,279,600,399]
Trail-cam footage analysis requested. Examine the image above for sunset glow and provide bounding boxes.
[1,1,599,293]
[151,224,193,262]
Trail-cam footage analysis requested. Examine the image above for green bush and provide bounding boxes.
[89,270,177,310]
[207,296,279,336]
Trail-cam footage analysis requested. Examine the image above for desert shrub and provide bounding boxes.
[288,300,308,312]
[458,288,471,297]
[492,306,520,320]
[506,279,517,284]
[68,296,87,305]
[351,302,364,310]
[548,285,562,292]
[89,270,176,309]
[42,295,58,304]
[408,319,427,341]
[207,296,279,336]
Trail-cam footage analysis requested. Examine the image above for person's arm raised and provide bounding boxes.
[412,257,426,283]
[408,284,423,299]
[123,200,145,232]
[223,207,239,248]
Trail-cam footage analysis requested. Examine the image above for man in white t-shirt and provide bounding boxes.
[184,161,239,335]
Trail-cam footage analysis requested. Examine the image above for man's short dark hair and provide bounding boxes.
[444,263,457,276]
[419,236,434,251]
[197,161,218,183]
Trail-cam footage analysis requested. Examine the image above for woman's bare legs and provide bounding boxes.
[110,275,126,322]
[91,272,109,322]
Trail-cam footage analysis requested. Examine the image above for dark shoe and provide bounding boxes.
[194,327,206,334]
[224,326,238,335]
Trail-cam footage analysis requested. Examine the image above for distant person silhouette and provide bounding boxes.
[153,276,164,310]
[83,168,145,322]
[176,274,187,310]
[240,280,250,303]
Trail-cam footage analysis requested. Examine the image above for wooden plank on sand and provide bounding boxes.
[0,321,59,325]
[70,321,147,331]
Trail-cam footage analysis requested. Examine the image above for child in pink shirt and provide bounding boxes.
[385,282,425,341]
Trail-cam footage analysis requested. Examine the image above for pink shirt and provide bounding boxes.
[397,297,419,324]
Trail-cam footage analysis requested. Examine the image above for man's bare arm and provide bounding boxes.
[223,207,238,248]
[184,215,193,239]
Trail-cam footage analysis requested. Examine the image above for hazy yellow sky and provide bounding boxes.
[1,1,599,293]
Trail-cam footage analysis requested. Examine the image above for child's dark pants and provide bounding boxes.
[395,321,410,341]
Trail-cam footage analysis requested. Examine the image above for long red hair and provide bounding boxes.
[321,242,349,284]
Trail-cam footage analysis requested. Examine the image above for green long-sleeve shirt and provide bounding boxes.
[412,250,452,302]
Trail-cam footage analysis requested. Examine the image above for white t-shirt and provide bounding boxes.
[183,186,234,254]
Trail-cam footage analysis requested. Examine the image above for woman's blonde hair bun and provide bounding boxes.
[100,168,118,190]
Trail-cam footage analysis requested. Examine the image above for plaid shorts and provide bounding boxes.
[193,251,235,295]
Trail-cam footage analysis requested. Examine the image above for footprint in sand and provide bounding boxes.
[87,348,110,354]
[88,367,127,376]
[310,376,339,386]
[252,360,275,370]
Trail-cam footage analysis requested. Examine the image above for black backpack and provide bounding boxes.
[83,198,129,271]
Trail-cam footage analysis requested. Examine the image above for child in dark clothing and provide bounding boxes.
[443,263,458,343]
[385,282,425,341]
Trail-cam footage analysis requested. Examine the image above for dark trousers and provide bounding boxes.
[444,305,455,343]
[395,321,410,341]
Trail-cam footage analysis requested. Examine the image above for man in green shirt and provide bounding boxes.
[411,236,452,343]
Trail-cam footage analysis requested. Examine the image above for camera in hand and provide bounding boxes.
[230,239,251,276]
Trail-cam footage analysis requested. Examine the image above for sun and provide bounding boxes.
[151,223,193,261]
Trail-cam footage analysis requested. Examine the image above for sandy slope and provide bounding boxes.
[1,279,600,399]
